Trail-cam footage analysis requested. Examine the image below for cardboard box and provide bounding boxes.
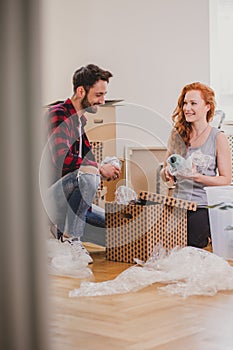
[106,191,197,263]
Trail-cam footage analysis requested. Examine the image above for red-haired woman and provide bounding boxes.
[161,82,232,248]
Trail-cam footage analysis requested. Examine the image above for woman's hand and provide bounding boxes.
[177,164,204,183]
[160,166,176,187]
[177,163,198,179]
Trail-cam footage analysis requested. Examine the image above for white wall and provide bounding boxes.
[210,0,233,122]
[41,0,210,156]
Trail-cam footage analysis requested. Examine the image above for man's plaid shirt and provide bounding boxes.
[46,98,97,184]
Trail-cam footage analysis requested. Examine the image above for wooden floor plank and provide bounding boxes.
[49,243,233,350]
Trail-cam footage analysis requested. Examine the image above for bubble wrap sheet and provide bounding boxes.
[69,246,233,298]
[47,239,93,279]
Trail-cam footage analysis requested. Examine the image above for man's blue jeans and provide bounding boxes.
[46,169,105,239]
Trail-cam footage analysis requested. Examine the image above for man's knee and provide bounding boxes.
[78,171,100,196]
[79,165,99,175]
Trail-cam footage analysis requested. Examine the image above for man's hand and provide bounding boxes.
[99,163,121,181]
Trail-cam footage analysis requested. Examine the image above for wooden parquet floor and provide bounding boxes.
[49,243,233,350]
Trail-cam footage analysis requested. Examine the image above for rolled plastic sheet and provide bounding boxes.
[166,154,193,177]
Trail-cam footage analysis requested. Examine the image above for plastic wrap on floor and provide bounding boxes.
[69,246,233,298]
[47,239,93,279]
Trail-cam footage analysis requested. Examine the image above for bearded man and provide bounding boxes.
[45,64,120,263]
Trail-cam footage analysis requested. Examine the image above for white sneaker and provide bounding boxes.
[70,239,93,264]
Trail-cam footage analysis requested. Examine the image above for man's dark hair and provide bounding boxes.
[72,64,113,93]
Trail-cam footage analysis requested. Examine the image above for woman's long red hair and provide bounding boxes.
[172,82,216,146]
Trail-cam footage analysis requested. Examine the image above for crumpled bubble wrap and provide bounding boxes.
[190,149,213,172]
[115,185,138,205]
[167,154,193,177]
[69,246,233,298]
[100,156,122,169]
[47,238,93,279]
[167,150,214,177]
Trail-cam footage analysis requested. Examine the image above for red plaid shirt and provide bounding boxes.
[46,98,97,184]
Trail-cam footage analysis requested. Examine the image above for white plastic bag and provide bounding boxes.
[166,154,193,177]
[100,156,122,169]
[115,185,138,205]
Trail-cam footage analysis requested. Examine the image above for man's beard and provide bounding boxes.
[81,95,99,114]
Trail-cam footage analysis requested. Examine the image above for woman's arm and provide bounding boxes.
[191,132,232,186]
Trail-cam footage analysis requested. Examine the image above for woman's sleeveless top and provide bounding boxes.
[173,127,220,206]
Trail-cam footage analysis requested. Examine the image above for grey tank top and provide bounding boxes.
[173,127,221,206]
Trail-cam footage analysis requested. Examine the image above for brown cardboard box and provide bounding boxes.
[106,191,197,263]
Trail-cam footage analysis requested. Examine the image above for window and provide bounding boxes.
[210,0,233,122]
